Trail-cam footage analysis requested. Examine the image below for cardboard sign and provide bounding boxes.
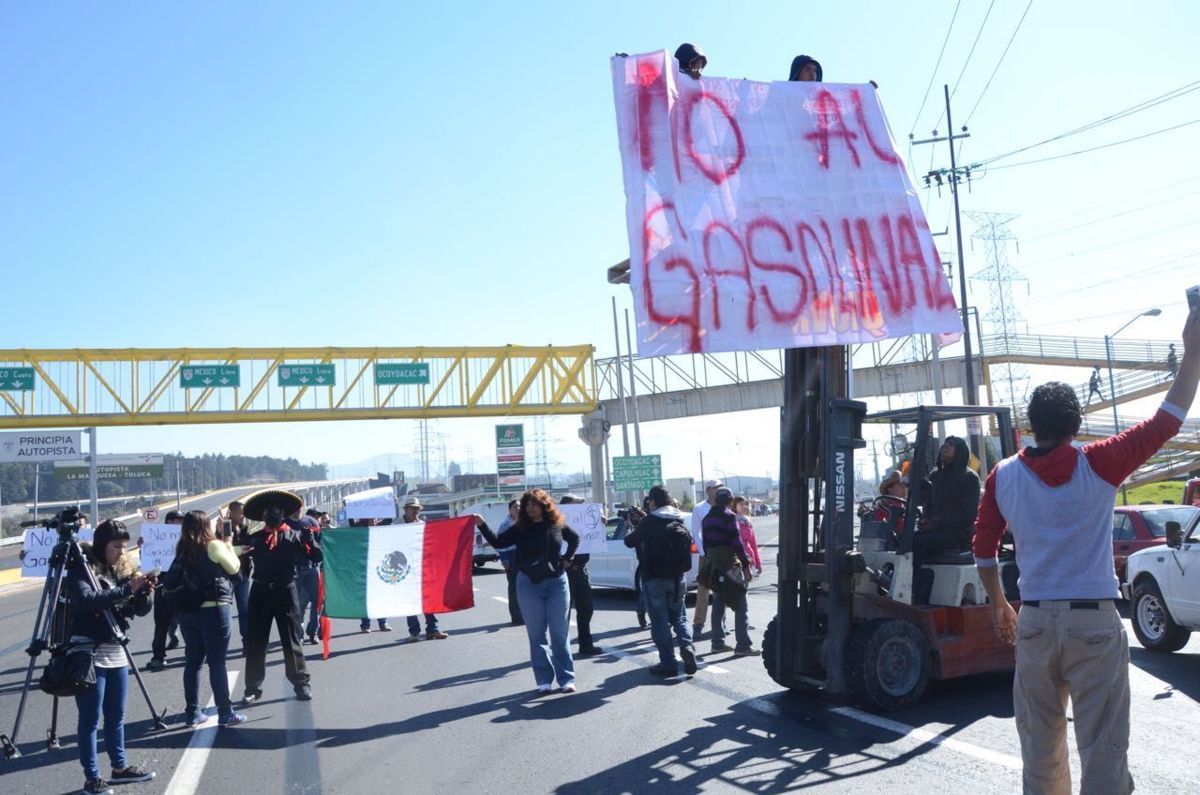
[560,502,607,556]
[138,522,181,573]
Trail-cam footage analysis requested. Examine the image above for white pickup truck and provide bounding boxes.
[1123,516,1200,652]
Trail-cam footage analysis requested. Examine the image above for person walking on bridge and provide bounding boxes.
[1087,366,1104,403]
[974,307,1200,794]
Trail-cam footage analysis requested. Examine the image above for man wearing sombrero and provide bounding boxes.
[238,489,322,703]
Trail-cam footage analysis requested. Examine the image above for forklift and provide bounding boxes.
[763,347,1020,711]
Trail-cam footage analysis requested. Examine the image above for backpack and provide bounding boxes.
[646,518,694,578]
[162,556,206,613]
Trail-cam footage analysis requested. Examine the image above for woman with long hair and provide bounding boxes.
[68,519,156,795]
[168,510,246,728]
[476,489,580,693]
[731,496,763,577]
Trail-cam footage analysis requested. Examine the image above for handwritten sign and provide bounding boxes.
[20,526,94,578]
[611,51,961,355]
[560,502,607,556]
[138,522,181,573]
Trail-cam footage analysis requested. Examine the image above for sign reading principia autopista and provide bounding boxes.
[0,431,83,463]
[375,363,431,385]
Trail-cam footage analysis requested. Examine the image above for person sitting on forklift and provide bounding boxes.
[868,469,907,537]
[917,436,980,559]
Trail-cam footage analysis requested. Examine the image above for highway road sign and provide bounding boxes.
[613,454,662,491]
[0,430,83,463]
[143,507,159,522]
[54,453,165,481]
[0,367,34,391]
[496,423,525,486]
[279,364,337,387]
[180,365,240,388]
[375,362,430,385]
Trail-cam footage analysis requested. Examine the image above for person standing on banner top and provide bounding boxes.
[476,489,580,694]
[496,499,523,626]
[973,306,1200,794]
[238,490,321,704]
[294,508,324,645]
[674,42,706,79]
[146,510,184,672]
[690,479,721,640]
[402,496,448,641]
[558,494,600,656]
[789,54,822,82]
[624,485,697,677]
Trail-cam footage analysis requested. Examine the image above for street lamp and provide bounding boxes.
[1105,308,1162,505]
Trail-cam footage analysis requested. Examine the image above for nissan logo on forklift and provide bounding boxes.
[765,345,1019,711]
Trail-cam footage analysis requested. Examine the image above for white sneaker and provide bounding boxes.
[536,684,554,694]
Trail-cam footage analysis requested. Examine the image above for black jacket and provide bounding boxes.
[166,544,235,606]
[245,525,322,584]
[624,506,688,580]
[479,520,580,583]
[926,436,981,543]
[68,548,152,643]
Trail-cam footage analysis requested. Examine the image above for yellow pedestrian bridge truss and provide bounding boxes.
[0,346,597,429]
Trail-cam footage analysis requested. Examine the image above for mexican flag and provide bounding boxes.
[322,517,475,619]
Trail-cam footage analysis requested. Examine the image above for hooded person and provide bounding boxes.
[917,436,981,556]
[674,42,707,79]
[788,54,823,82]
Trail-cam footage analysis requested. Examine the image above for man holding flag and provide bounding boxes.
[400,497,449,642]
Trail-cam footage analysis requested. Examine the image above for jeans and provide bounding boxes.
[516,572,574,687]
[711,587,752,650]
[75,665,128,781]
[504,568,523,623]
[360,617,391,630]
[178,604,234,719]
[233,577,251,649]
[150,590,179,660]
[407,614,439,635]
[643,576,694,669]
[296,568,320,638]
[635,564,647,613]
[566,563,595,649]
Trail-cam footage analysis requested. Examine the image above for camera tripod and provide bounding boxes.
[0,526,168,760]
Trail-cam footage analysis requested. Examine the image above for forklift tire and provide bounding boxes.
[848,619,931,711]
[762,616,780,683]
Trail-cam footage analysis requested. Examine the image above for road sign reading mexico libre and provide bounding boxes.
[0,367,35,391]
[375,363,430,385]
[279,364,337,387]
[179,365,241,388]
[612,454,662,491]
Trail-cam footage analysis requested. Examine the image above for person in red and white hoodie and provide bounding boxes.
[974,307,1200,795]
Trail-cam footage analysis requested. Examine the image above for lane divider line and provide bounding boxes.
[828,706,1022,771]
[164,670,240,795]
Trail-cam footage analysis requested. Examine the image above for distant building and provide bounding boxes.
[452,473,498,492]
[664,477,695,506]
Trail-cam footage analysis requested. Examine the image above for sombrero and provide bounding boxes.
[242,488,304,522]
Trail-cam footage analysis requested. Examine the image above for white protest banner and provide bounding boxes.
[611,51,961,355]
[20,525,93,578]
[138,522,181,573]
[559,502,607,556]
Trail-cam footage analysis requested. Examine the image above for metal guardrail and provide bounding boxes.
[595,350,785,402]
[983,334,1177,366]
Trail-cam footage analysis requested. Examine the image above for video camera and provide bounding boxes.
[22,506,87,543]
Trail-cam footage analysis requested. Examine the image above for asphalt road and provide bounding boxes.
[1,516,1197,794]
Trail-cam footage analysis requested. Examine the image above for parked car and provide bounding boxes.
[587,513,701,592]
[1112,505,1200,582]
[473,528,499,568]
[1123,516,1200,652]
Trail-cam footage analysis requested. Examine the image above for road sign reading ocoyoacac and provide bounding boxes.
[495,423,525,487]
[180,365,241,388]
[0,430,83,463]
[0,367,35,391]
[54,453,165,481]
[612,454,662,491]
[279,364,337,387]
[375,363,430,385]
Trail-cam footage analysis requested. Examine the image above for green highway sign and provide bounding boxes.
[612,454,662,492]
[279,364,336,387]
[375,362,430,386]
[180,365,240,388]
[54,454,165,481]
[0,367,35,391]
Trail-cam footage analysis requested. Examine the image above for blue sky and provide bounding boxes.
[2,2,1198,483]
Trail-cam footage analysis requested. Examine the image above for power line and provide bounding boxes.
[1028,300,1186,331]
[987,116,1200,170]
[933,0,997,130]
[1020,188,1200,242]
[910,0,962,135]
[1018,173,1200,233]
[963,0,1035,125]
[979,80,1200,166]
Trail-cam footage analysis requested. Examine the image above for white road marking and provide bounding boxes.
[705,665,730,674]
[492,596,509,604]
[828,706,1023,771]
[164,670,240,795]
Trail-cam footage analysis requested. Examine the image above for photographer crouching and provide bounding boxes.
[68,519,157,794]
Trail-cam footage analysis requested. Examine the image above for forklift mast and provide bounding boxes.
[776,346,865,693]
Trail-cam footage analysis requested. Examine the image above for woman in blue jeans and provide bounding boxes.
[68,519,157,795]
[167,510,247,728]
[476,489,580,693]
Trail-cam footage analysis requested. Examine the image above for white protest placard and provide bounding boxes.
[138,522,181,573]
[20,525,94,578]
[559,502,607,556]
[611,51,961,355]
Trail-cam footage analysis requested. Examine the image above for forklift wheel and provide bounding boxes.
[762,616,780,683]
[848,619,931,711]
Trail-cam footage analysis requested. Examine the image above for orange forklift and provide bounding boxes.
[762,347,1020,711]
